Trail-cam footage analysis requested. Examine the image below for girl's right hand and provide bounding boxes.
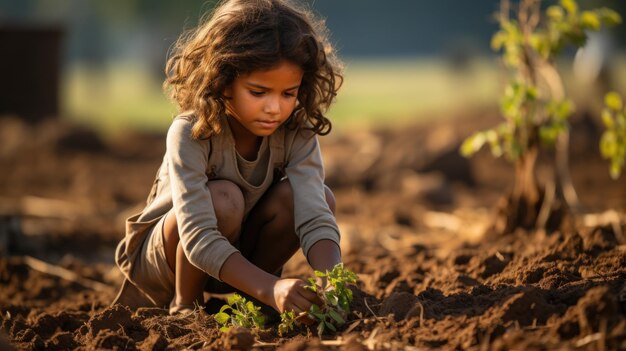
[271,278,323,314]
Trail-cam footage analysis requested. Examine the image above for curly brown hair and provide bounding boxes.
[164,0,343,139]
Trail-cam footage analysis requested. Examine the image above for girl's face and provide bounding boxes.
[224,60,304,139]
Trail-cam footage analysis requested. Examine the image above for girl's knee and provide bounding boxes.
[208,180,245,241]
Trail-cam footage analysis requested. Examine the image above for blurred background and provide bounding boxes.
[2,0,626,135]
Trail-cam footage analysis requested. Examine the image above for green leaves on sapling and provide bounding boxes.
[600,92,626,179]
[461,0,621,167]
[277,310,296,337]
[540,99,573,145]
[214,293,265,333]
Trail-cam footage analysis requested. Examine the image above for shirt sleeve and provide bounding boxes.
[284,128,341,261]
[166,119,239,280]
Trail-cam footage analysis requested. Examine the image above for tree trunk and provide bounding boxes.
[508,146,541,231]
[490,145,570,235]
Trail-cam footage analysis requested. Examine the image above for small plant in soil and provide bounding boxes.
[277,310,297,336]
[278,263,358,336]
[214,293,265,332]
[460,0,621,233]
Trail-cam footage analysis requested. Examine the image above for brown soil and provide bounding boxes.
[1,111,625,350]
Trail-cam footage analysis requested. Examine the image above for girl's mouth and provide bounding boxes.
[256,120,280,128]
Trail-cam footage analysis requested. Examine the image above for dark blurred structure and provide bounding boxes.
[0,25,63,121]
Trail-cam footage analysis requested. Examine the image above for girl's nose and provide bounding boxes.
[264,96,280,115]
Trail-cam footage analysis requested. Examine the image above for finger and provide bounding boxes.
[288,304,304,315]
[290,294,312,313]
[297,286,323,305]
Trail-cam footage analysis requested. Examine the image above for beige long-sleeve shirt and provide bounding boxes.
[115,114,340,293]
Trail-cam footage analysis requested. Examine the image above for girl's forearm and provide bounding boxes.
[218,252,279,308]
[306,239,341,272]
[217,239,341,308]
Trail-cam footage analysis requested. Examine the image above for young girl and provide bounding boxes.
[113,0,343,316]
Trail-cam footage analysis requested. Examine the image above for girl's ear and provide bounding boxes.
[222,85,233,100]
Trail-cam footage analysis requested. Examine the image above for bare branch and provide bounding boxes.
[23,256,113,293]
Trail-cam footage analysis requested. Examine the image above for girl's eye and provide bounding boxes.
[250,90,265,97]
[283,91,297,98]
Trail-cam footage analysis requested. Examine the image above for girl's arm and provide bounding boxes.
[306,239,341,272]
[219,252,322,313]
[284,128,343,270]
[167,119,239,279]
[217,239,340,313]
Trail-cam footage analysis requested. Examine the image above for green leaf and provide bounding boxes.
[215,312,230,325]
[491,31,507,51]
[310,312,325,321]
[326,293,339,306]
[314,270,326,277]
[306,281,318,294]
[610,162,622,179]
[600,132,617,157]
[460,133,487,157]
[483,130,502,157]
[580,11,601,30]
[547,6,564,21]
[602,110,614,128]
[561,0,577,16]
[526,86,538,100]
[281,310,295,320]
[540,126,559,145]
[328,310,345,325]
[556,100,574,120]
[605,92,623,111]
[227,293,242,306]
[220,326,231,333]
[253,315,265,328]
[233,309,247,318]
[324,320,337,332]
[530,34,550,59]
[599,8,622,26]
[246,301,256,313]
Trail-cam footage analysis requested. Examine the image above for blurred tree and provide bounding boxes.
[461,0,621,234]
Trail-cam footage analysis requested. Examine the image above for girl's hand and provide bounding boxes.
[271,278,323,314]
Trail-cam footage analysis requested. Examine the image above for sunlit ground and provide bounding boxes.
[62,55,626,136]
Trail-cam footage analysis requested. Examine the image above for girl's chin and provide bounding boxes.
[252,129,276,137]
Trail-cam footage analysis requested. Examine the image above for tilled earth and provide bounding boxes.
[0,112,625,350]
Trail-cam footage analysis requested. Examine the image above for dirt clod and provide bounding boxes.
[223,326,254,350]
[379,292,419,321]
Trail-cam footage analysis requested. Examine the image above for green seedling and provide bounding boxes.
[277,310,297,336]
[214,293,265,333]
[600,92,626,179]
[278,263,358,336]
